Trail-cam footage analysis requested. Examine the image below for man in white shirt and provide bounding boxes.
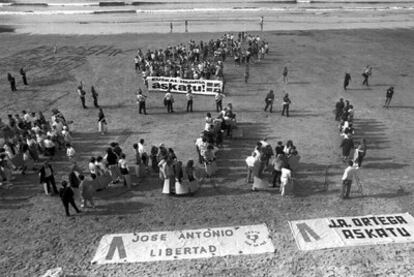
[136,89,147,115]
[195,135,207,164]
[215,90,225,112]
[186,89,194,112]
[138,139,148,166]
[164,90,174,113]
[280,167,291,196]
[66,144,76,160]
[341,160,357,199]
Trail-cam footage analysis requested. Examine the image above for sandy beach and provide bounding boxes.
[1,3,414,277]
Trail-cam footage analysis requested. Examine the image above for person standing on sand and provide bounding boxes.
[244,63,249,83]
[185,20,188,32]
[341,160,357,199]
[98,108,107,135]
[335,98,345,121]
[7,73,17,92]
[164,90,174,113]
[186,89,194,112]
[77,85,87,109]
[384,86,394,108]
[264,90,275,113]
[39,161,58,195]
[215,90,224,112]
[340,134,354,161]
[20,68,28,86]
[170,22,173,33]
[136,89,147,114]
[353,138,367,168]
[282,66,288,84]
[91,86,99,108]
[344,72,351,90]
[281,93,291,117]
[59,180,81,216]
[362,65,372,86]
[259,16,264,32]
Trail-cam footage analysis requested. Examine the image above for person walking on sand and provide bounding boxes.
[77,85,87,108]
[59,180,81,216]
[91,86,99,108]
[340,134,354,161]
[362,65,372,86]
[20,68,28,85]
[344,72,351,90]
[98,108,107,135]
[341,160,357,199]
[137,89,147,114]
[384,86,394,108]
[281,93,291,117]
[264,90,275,113]
[282,66,288,84]
[353,138,367,168]
[39,161,58,195]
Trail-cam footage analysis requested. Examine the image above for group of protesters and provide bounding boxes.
[335,98,367,199]
[0,109,75,185]
[245,139,301,196]
[135,33,270,85]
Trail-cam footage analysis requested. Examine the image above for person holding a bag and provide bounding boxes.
[97,108,107,135]
[264,90,275,113]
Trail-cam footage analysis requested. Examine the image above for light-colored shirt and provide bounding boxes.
[186,93,193,101]
[138,143,146,155]
[89,162,96,174]
[67,147,76,157]
[281,168,291,181]
[215,93,224,102]
[342,166,357,181]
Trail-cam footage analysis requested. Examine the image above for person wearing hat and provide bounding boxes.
[59,180,81,216]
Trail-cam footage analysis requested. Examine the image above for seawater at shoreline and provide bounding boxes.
[1,0,414,34]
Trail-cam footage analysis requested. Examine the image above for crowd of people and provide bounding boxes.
[335,98,367,199]
[135,32,270,85]
[245,139,301,196]
[0,109,74,186]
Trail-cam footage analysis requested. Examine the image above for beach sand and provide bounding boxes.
[1,25,414,276]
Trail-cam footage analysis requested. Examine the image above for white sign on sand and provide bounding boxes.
[92,224,275,264]
[147,76,223,95]
[289,213,414,251]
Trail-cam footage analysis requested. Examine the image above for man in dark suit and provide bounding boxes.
[59,180,81,216]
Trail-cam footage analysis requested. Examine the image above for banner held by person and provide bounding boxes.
[147,76,223,96]
[91,224,274,264]
[289,213,414,251]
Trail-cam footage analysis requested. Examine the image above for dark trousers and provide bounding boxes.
[139,102,147,114]
[62,198,80,216]
[384,97,392,108]
[10,80,17,91]
[244,73,249,83]
[335,110,342,121]
[93,97,99,108]
[80,97,86,108]
[264,101,273,112]
[342,180,352,199]
[272,169,281,186]
[22,75,28,85]
[167,101,173,113]
[216,100,222,112]
[282,104,289,117]
[344,81,349,90]
[362,74,369,86]
[45,176,58,194]
[186,100,193,112]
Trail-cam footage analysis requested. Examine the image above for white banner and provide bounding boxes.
[92,224,274,264]
[147,76,223,96]
[289,213,414,251]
